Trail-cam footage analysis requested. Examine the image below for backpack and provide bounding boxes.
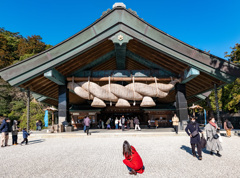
[227,121,233,129]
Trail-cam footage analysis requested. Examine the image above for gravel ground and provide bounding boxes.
[0,134,239,178]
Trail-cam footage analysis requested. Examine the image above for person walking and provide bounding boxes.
[83,116,86,133]
[0,117,10,147]
[224,119,233,137]
[185,117,203,160]
[106,118,111,129]
[84,116,91,135]
[119,119,122,130]
[205,117,223,157]
[98,119,102,129]
[172,113,179,134]
[155,119,158,129]
[122,140,145,175]
[147,119,151,129]
[38,120,42,131]
[115,117,119,129]
[134,117,141,131]
[127,119,130,129]
[12,120,19,145]
[130,119,134,129]
[121,115,126,131]
[20,128,30,145]
[101,120,105,129]
[36,120,39,131]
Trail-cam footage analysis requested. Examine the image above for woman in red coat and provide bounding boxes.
[122,140,145,175]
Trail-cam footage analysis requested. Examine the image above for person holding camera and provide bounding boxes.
[205,117,222,157]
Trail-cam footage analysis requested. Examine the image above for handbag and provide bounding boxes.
[200,134,207,148]
[191,125,199,137]
[213,133,219,139]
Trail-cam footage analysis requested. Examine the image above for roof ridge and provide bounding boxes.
[0,6,238,73]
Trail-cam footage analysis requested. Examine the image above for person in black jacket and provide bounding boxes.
[0,118,10,147]
[185,117,203,160]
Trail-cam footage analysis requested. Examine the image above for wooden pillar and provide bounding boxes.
[27,88,30,132]
[214,83,221,126]
[52,111,54,126]
[58,85,69,129]
[221,86,225,128]
[175,83,188,130]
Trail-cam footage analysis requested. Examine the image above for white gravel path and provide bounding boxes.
[0,135,239,178]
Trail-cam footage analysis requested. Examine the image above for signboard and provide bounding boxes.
[89,112,96,115]
[72,113,79,116]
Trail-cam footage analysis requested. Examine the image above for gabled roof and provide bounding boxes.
[0,6,239,86]
[0,4,239,106]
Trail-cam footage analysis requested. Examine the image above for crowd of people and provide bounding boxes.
[121,115,234,175]
[0,117,31,147]
[184,116,235,161]
[97,115,141,131]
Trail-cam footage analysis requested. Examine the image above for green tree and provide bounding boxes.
[0,27,52,124]
[225,43,240,65]
[19,101,45,130]
[200,43,240,113]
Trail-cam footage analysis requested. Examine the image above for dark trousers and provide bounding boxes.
[21,138,28,144]
[122,124,124,131]
[86,126,90,135]
[12,135,18,144]
[191,143,202,157]
[174,126,178,134]
[126,165,145,171]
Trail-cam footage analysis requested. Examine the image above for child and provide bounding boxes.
[21,128,30,145]
[122,140,145,175]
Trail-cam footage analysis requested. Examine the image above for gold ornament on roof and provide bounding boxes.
[118,35,123,41]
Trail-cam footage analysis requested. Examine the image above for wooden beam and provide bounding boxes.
[181,68,200,84]
[70,50,116,76]
[67,77,174,82]
[196,94,207,100]
[126,50,177,77]
[115,43,127,69]
[44,69,65,85]
[31,91,58,101]
[73,69,177,78]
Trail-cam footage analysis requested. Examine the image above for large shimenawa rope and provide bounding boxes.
[68,77,179,106]
[133,76,136,106]
[88,76,90,100]
[155,77,158,97]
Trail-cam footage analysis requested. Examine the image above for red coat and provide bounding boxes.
[123,146,144,174]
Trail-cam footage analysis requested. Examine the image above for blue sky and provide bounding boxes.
[1,0,240,59]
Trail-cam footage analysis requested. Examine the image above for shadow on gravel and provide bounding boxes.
[180,145,192,155]
[90,131,100,133]
[202,148,209,154]
[181,145,210,155]
[28,139,45,145]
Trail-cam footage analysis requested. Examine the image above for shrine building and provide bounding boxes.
[1,3,239,130]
